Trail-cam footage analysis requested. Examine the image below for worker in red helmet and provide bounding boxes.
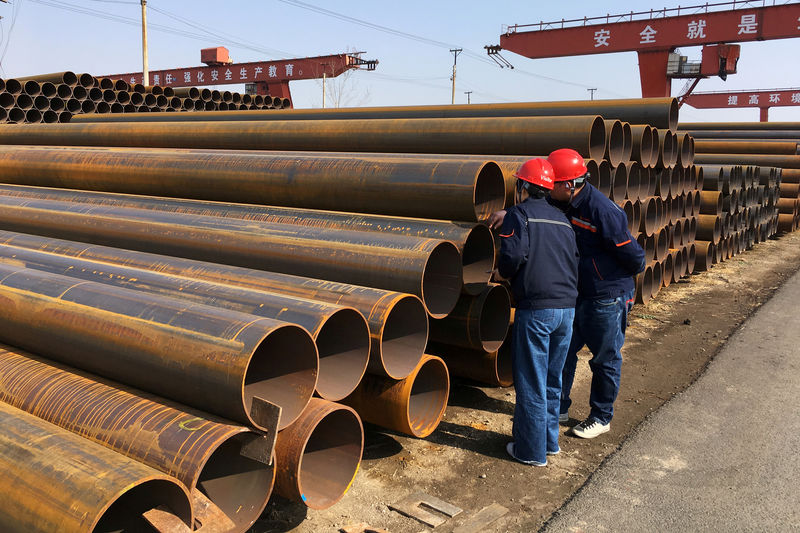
[547,148,646,440]
[491,158,578,466]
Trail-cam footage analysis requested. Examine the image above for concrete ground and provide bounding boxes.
[541,267,800,532]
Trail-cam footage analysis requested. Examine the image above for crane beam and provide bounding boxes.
[500,3,800,58]
[683,88,800,122]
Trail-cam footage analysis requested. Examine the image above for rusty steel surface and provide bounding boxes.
[656,129,678,168]
[70,97,678,130]
[274,398,363,510]
[0,345,274,533]
[611,161,628,202]
[677,133,695,166]
[699,191,723,215]
[630,125,654,166]
[694,154,800,169]
[0,401,193,533]
[342,354,449,438]
[693,140,800,155]
[603,119,625,166]
[0,183,495,294]
[0,145,504,222]
[0,115,608,159]
[0,195,462,317]
[428,283,510,352]
[635,263,654,304]
[0,261,317,431]
[426,330,513,388]
[0,244,367,402]
[0,230,428,380]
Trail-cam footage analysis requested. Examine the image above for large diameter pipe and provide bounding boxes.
[630,125,654,166]
[341,354,449,438]
[603,119,625,166]
[274,398,363,510]
[693,153,800,169]
[426,326,513,387]
[0,146,504,222]
[677,133,695,166]
[0,402,193,533]
[655,129,678,168]
[635,263,654,305]
[0,244,368,402]
[0,115,609,160]
[0,195,462,317]
[699,190,723,215]
[0,229,429,380]
[16,71,79,87]
[697,214,722,243]
[679,121,800,131]
[694,140,799,155]
[0,182,495,293]
[0,346,274,533]
[428,283,511,352]
[69,97,679,129]
[0,262,317,431]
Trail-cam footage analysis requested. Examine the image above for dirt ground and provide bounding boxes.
[252,230,800,533]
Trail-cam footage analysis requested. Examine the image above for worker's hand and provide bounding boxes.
[488,210,506,230]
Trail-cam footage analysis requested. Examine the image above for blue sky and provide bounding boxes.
[1,0,799,122]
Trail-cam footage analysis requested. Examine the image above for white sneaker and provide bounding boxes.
[571,418,610,439]
[506,442,547,466]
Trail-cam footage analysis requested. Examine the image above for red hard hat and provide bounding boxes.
[513,158,555,191]
[547,148,589,181]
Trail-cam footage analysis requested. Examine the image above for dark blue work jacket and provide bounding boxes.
[497,196,578,310]
[565,183,646,300]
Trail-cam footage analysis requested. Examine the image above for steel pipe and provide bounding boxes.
[67,97,675,129]
[697,214,722,243]
[611,160,628,201]
[0,346,274,533]
[638,197,658,237]
[0,115,609,159]
[781,183,800,198]
[694,154,800,169]
[24,108,41,123]
[650,261,662,298]
[694,241,713,271]
[782,169,800,183]
[0,92,15,109]
[274,398,363,510]
[428,283,510,352]
[635,263,654,304]
[428,337,513,387]
[629,124,654,166]
[661,252,673,288]
[0,182,496,293]
[655,226,669,262]
[342,354,449,438]
[699,190,723,215]
[618,199,635,233]
[693,140,799,155]
[0,401,193,533]
[0,229,427,381]
[603,119,625,166]
[4,78,22,95]
[656,128,678,168]
[676,133,694,166]
[0,261,317,430]
[0,195,462,317]
[17,71,79,87]
[22,80,42,97]
[0,146,504,222]
[0,244,368,402]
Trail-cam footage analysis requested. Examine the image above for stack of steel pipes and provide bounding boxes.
[1,71,288,124]
[682,121,800,236]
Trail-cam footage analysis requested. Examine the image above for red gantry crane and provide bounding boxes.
[103,47,378,107]
[682,88,800,121]
[492,1,800,99]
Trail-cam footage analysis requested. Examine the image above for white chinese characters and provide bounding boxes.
[769,93,780,104]
[791,93,800,104]
[639,25,657,44]
[727,95,738,105]
[594,29,611,47]
[737,14,758,34]
[748,94,759,105]
[687,19,707,39]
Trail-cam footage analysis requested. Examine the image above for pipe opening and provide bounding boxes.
[622,123,633,162]
[461,224,495,295]
[78,73,95,88]
[667,98,679,132]
[588,117,607,160]
[612,162,627,202]
[93,478,192,533]
[478,285,511,352]
[314,308,370,401]
[421,241,462,318]
[606,120,625,166]
[407,356,449,438]
[380,295,428,379]
[245,325,318,430]
[196,433,275,531]
[474,162,506,221]
[298,407,363,510]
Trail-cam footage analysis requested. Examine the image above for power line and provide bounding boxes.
[0,0,24,74]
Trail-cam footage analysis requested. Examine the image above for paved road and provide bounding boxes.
[542,268,800,532]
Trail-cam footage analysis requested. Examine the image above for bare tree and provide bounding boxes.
[311,47,371,108]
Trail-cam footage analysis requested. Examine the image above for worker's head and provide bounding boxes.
[513,158,554,203]
[547,148,588,203]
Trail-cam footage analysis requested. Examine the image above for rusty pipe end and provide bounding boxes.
[612,162,628,202]
[93,477,193,532]
[475,284,511,352]
[405,354,450,438]
[605,119,625,166]
[371,294,428,380]
[421,241,463,319]
[245,324,318,430]
[314,308,370,401]
[461,223,496,295]
[635,264,653,305]
[588,116,608,161]
[475,161,507,221]
[195,433,276,531]
[275,398,363,510]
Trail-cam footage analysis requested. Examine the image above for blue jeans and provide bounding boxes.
[511,307,575,464]
[560,289,634,425]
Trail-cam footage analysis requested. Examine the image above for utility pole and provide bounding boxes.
[141,0,149,86]
[587,87,597,100]
[464,91,472,104]
[449,48,462,105]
